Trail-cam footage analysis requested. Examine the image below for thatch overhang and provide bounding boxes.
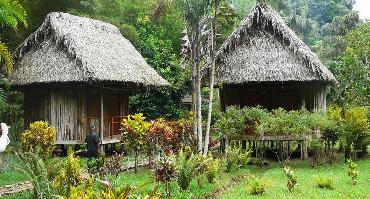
[11,12,169,88]
[215,3,336,86]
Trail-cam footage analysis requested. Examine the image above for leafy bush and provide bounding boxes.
[87,152,106,175]
[21,121,56,158]
[257,108,312,135]
[346,159,359,185]
[238,149,252,168]
[121,113,150,171]
[243,106,269,134]
[224,146,240,172]
[246,175,270,195]
[154,156,176,197]
[315,176,334,190]
[215,106,245,137]
[283,166,297,192]
[54,148,82,197]
[205,158,219,183]
[148,118,185,155]
[342,106,369,157]
[174,150,197,190]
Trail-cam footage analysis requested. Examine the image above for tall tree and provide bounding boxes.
[178,0,211,152]
[203,0,218,156]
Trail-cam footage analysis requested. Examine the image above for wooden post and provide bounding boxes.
[100,90,104,152]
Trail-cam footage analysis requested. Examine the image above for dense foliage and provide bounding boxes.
[21,121,56,158]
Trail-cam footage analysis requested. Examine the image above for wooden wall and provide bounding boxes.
[23,88,129,144]
[220,83,327,111]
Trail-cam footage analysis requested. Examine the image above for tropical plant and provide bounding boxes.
[223,146,240,172]
[346,159,359,185]
[21,121,56,158]
[246,175,270,195]
[205,157,219,183]
[342,106,369,159]
[121,113,150,172]
[173,149,197,190]
[0,0,27,74]
[154,156,176,197]
[54,148,82,197]
[16,149,60,198]
[215,106,246,137]
[315,176,334,190]
[283,166,297,192]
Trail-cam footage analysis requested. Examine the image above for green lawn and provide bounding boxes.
[0,153,29,187]
[2,151,370,199]
[221,159,370,199]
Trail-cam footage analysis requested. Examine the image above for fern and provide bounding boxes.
[0,0,28,31]
[0,41,12,74]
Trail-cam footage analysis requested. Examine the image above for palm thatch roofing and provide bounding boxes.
[215,3,336,85]
[11,12,169,87]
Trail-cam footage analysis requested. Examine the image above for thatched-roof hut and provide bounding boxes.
[216,4,336,111]
[11,12,169,145]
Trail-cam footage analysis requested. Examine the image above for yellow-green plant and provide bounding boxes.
[346,159,359,185]
[21,121,56,158]
[342,107,369,159]
[246,175,270,195]
[54,148,82,197]
[284,166,297,192]
[315,176,334,190]
[121,113,150,172]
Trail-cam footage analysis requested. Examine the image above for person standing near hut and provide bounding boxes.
[85,126,100,158]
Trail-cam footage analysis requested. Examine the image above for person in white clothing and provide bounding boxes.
[0,123,10,152]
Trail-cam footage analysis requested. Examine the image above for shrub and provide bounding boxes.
[243,106,269,134]
[205,158,219,183]
[148,118,184,155]
[224,146,240,172]
[154,156,176,197]
[174,150,197,190]
[283,166,297,192]
[346,159,359,185]
[21,121,56,158]
[87,152,105,174]
[342,107,369,158]
[215,106,245,137]
[238,149,252,168]
[315,176,334,190]
[54,148,82,197]
[246,175,270,195]
[121,113,150,171]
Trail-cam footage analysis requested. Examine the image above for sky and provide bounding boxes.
[353,0,370,20]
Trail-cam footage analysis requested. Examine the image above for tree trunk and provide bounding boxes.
[191,26,198,139]
[195,24,203,154]
[204,0,218,156]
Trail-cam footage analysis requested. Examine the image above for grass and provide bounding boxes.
[1,150,370,199]
[0,153,28,187]
[110,166,251,199]
[220,159,370,199]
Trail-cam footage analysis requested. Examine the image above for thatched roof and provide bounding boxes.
[11,12,169,87]
[215,4,336,85]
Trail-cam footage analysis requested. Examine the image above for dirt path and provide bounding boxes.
[0,181,33,196]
